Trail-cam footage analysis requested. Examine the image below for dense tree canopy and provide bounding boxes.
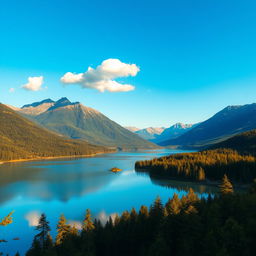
[135,149,256,182]
[25,184,256,256]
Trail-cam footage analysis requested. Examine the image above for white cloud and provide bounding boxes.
[9,88,15,93]
[60,58,139,92]
[25,211,40,227]
[22,76,44,91]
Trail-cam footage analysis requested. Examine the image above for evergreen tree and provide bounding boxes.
[26,238,41,256]
[165,193,181,215]
[70,225,78,236]
[197,167,205,181]
[186,188,199,204]
[219,174,234,195]
[139,205,149,218]
[26,214,53,255]
[35,214,52,251]
[150,196,164,219]
[56,214,71,245]
[82,209,95,233]
[120,210,130,222]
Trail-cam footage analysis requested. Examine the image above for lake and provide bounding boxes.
[0,149,218,255]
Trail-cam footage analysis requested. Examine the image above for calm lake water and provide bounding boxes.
[0,149,218,255]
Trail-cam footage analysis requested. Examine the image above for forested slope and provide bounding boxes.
[0,104,111,161]
[136,130,256,183]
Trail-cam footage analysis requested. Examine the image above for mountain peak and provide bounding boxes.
[22,98,54,109]
[172,123,193,129]
[48,98,80,111]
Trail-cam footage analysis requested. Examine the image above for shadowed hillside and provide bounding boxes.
[160,103,256,148]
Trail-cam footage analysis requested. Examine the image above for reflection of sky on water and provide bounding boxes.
[0,149,217,255]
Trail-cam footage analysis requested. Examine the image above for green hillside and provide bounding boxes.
[0,104,111,161]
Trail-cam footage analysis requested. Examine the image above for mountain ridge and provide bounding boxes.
[160,103,256,148]
[0,104,111,162]
[15,98,157,150]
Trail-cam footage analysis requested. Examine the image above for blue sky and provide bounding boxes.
[1,0,256,128]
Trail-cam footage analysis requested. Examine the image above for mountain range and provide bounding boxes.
[0,104,110,161]
[160,103,256,148]
[15,98,156,150]
[126,123,196,142]
[125,127,165,140]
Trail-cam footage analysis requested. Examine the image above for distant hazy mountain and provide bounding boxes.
[17,98,157,150]
[125,126,140,132]
[152,123,197,143]
[135,127,166,140]
[125,127,165,140]
[0,104,109,161]
[160,103,256,148]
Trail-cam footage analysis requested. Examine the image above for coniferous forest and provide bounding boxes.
[135,130,256,183]
[17,179,256,256]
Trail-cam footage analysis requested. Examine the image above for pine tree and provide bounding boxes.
[219,174,234,195]
[150,196,164,218]
[186,188,199,204]
[165,193,181,215]
[139,205,149,218]
[56,214,71,245]
[82,209,95,232]
[197,167,205,181]
[35,213,52,251]
[70,225,78,236]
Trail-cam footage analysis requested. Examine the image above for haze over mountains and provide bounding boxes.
[126,123,197,143]
[15,97,156,150]
[126,127,165,140]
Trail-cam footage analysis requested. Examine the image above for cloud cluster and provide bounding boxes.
[9,88,15,93]
[22,76,44,91]
[60,58,139,92]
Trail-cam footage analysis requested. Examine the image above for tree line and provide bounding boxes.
[17,176,256,256]
[135,149,256,182]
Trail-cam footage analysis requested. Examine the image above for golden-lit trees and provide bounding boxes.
[0,211,14,226]
[135,149,256,182]
[219,174,234,195]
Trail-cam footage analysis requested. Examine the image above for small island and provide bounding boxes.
[110,167,122,173]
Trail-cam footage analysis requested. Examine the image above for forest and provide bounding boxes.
[0,104,112,161]
[1,177,254,256]
[135,148,256,182]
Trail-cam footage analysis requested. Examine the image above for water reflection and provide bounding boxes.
[1,150,218,256]
[149,175,219,194]
[0,161,119,204]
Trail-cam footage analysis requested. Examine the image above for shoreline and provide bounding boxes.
[0,150,116,165]
[0,148,166,165]
[136,168,250,190]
